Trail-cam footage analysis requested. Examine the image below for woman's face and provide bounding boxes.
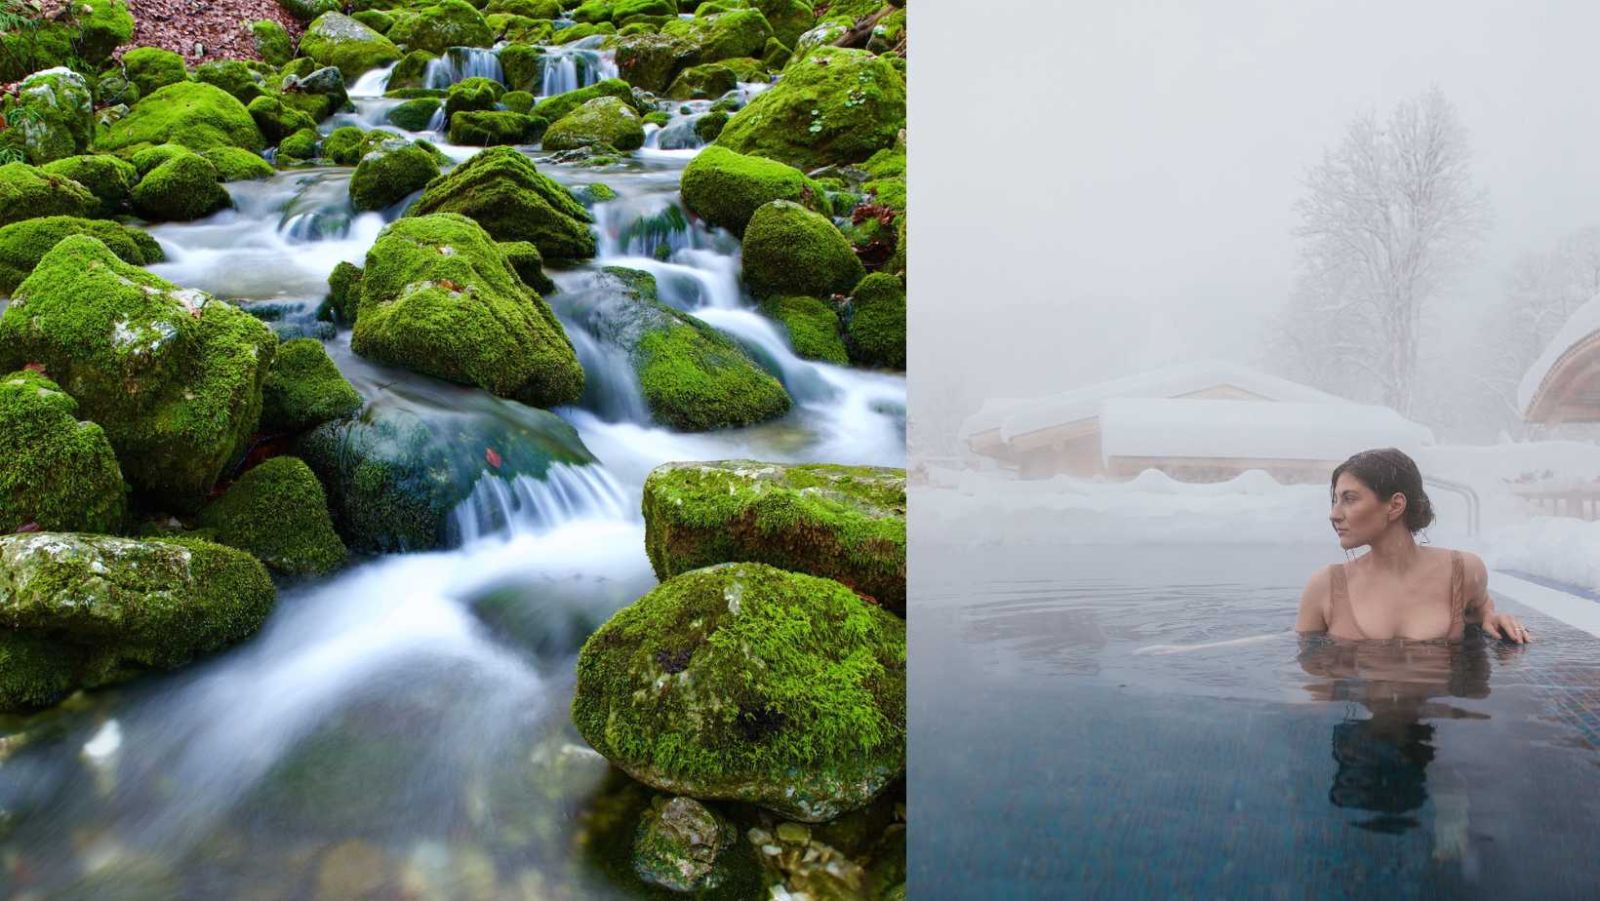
[1329,473,1402,549]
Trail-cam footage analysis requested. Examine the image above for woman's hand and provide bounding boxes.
[1482,612,1531,644]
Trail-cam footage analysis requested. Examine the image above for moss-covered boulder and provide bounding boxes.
[716,46,903,169]
[388,97,442,131]
[443,76,504,117]
[0,0,132,83]
[321,126,368,165]
[128,142,190,176]
[387,0,494,54]
[543,96,646,152]
[0,371,126,535]
[325,260,365,325]
[260,337,363,433]
[633,796,739,893]
[203,147,275,181]
[277,128,322,162]
[352,8,396,33]
[300,12,403,80]
[485,0,561,17]
[349,137,441,211]
[741,199,862,298]
[448,110,547,146]
[194,59,268,104]
[251,20,296,67]
[247,95,319,145]
[746,0,814,47]
[38,154,138,215]
[612,8,773,93]
[386,49,438,91]
[198,457,348,576]
[529,77,635,124]
[0,68,95,164]
[132,151,232,221]
[406,147,596,259]
[843,271,903,370]
[642,460,905,613]
[99,81,267,156]
[279,66,351,122]
[695,109,729,143]
[0,215,161,293]
[573,561,906,821]
[0,163,97,227]
[0,532,275,712]
[0,236,277,509]
[122,47,188,98]
[760,295,845,364]
[351,214,584,406]
[679,144,817,237]
[498,240,554,294]
[664,62,738,100]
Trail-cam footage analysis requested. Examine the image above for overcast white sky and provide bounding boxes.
[912,0,1600,439]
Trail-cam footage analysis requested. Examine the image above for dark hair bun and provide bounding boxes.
[1331,447,1435,534]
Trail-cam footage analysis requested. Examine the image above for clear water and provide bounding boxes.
[910,536,1600,899]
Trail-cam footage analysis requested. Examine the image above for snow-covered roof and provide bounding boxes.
[956,396,1031,441]
[1098,397,1434,462]
[1519,294,1600,414]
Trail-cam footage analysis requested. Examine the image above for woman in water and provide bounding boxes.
[1296,447,1530,643]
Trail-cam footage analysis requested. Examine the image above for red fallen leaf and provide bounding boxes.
[22,362,47,376]
[485,447,502,469]
[15,521,42,533]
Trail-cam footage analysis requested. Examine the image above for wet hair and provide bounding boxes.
[1330,448,1435,533]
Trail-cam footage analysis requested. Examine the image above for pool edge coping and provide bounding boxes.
[1489,570,1600,639]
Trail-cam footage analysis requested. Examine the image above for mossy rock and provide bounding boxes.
[325,260,365,325]
[745,0,814,48]
[198,456,348,576]
[388,97,442,130]
[406,146,596,260]
[283,0,342,20]
[203,147,275,181]
[194,59,268,104]
[572,561,906,821]
[679,144,818,237]
[387,0,494,54]
[260,337,362,433]
[0,532,275,712]
[247,95,320,145]
[0,215,161,293]
[485,0,562,17]
[93,68,140,107]
[501,89,535,114]
[741,199,862,298]
[250,20,296,67]
[1,69,95,165]
[497,240,556,297]
[279,66,351,122]
[612,32,694,94]
[133,151,232,221]
[544,96,646,152]
[695,109,729,142]
[0,370,126,535]
[387,49,438,91]
[321,126,368,165]
[760,295,845,365]
[613,9,774,93]
[449,110,547,145]
[664,62,738,100]
[443,76,505,117]
[632,797,740,894]
[349,138,441,211]
[497,43,543,93]
[351,214,584,406]
[529,77,636,124]
[642,460,904,613]
[352,8,396,33]
[0,0,133,83]
[99,81,266,156]
[278,128,322,162]
[300,12,403,80]
[551,22,616,45]
[39,154,138,215]
[715,46,903,169]
[129,142,190,176]
[123,47,188,97]
[0,236,277,510]
[0,163,97,228]
[843,271,903,370]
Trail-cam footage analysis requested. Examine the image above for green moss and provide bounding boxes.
[322,126,368,165]
[260,337,363,433]
[694,109,729,142]
[123,46,188,97]
[572,561,906,821]
[664,62,737,100]
[0,0,131,83]
[760,295,845,365]
[406,146,597,260]
[741,199,862,298]
[352,8,396,32]
[543,96,645,152]
[574,182,617,204]
[282,0,341,19]
[0,236,277,510]
[280,57,318,80]
[251,20,296,66]
[300,12,403,80]
[529,77,635,124]
[496,42,543,93]
[99,81,266,157]
[552,21,615,45]
[349,138,441,211]
[843,271,903,370]
[498,239,555,294]
[679,144,818,237]
[194,59,267,103]
[0,163,96,227]
[387,97,442,131]
[351,213,584,406]
[446,108,547,146]
[0,632,78,712]
[93,67,139,107]
[197,456,348,576]
[133,152,232,221]
[0,370,126,534]
[612,31,693,93]
[247,96,319,145]
[2,69,95,164]
[642,459,905,614]
[501,90,536,115]
[444,76,505,117]
[715,46,903,169]
[38,154,138,215]
[387,49,438,91]
[631,796,738,893]
[485,0,562,17]
[202,147,275,181]
[325,261,365,325]
[747,0,814,48]
[0,216,160,293]
[387,0,494,54]
[129,142,188,176]
[277,128,322,162]
[761,34,791,69]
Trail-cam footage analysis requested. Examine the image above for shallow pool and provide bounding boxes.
[910,538,1600,899]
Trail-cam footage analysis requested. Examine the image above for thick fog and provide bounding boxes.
[912,0,1600,454]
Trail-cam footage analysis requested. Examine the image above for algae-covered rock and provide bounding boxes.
[351,214,584,406]
[129,142,191,177]
[386,49,438,91]
[260,337,363,433]
[0,532,275,711]
[132,151,232,221]
[279,66,351,122]
[300,12,403,80]
[741,199,863,298]
[760,295,846,364]
[680,144,816,237]
[251,20,296,67]
[642,459,905,613]
[501,89,535,115]
[325,260,364,324]
[633,796,738,893]
[349,137,440,211]
[0,215,161,293]
[664,61,739,100]
[573,562,906,821]
[498,239,554,294]
[443,76,504,118]
[277,128,322,162]
[0,163,97,227]
[321,126,368,165]
[203,147,275,181]
[198,457,348,576]
[543,96,645,152]
[406,146,597,259]
[247,95,319,145]
[843,271,903,370]
[122,46,188,97]
[447,110,547,146]
[387,97,442,131]
[387,0,494,54]
[529,77,635,124]
[716,46,904,169]
[0,236,276,509]
[0,370,126,535]
[99,81,267,156]
[194,59,268,104]
[39,154,138,215]
[1,68,95,164]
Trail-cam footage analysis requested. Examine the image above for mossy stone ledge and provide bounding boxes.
[0,370,127,535]
[197,456,349,577]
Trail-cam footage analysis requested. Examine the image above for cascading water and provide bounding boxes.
[538,39,617,97]
[424,46,506,90]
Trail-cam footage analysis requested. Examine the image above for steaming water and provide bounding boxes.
[0,59,903,898]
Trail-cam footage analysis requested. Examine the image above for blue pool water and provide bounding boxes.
[910,539,1600,899]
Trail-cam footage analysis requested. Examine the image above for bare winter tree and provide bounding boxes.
[1277,86,1490,414]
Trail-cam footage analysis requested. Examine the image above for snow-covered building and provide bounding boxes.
[959,360,1433,481]
[1521,295,1600,425]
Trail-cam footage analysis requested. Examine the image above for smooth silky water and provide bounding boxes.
[0,51,904,899]
[911,539,1600,899]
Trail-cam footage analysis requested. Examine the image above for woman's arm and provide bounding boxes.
[1461,552,1531,643]
[1296,565,1331,633]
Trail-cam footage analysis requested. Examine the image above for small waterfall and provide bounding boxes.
[449,462,632,545]
[693,306,838,403]
[595,197,693,259]
[348,64,395,99]
[425,47,505,90]
[565,323,652,424]
[537,43,616,97]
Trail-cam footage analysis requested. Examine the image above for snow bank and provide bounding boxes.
[1483,518,1600,592]
[1098,398,1434,462]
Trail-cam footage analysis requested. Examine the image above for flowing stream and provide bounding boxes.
[0,47,903,899]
